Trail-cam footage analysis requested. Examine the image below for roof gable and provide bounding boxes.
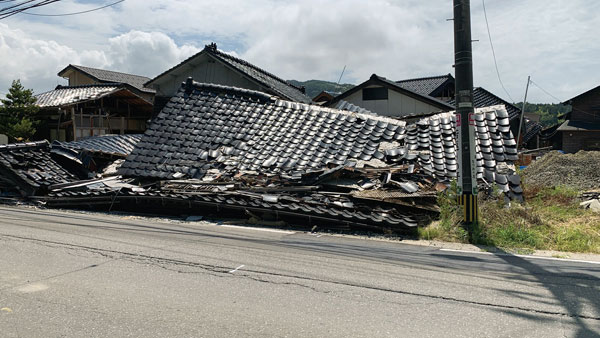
[564,84,600,104]
[146,43,312,103]
[58,64,155,94]
[329,74,455,111]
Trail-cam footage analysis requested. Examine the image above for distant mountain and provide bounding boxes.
[288,80,355,100]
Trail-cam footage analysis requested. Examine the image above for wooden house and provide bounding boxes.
[145,43,312,114]
[58,64,155,103]
[327,74,455,118]
[557,85,600,153]
[35,84,152,141]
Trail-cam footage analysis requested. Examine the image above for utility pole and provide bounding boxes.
[517,76,531,149]
[453,0,478,224]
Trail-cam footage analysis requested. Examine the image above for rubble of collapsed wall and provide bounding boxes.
[0,81,523,233]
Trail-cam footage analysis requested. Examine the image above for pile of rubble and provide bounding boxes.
[0,80,524,233]
[522,151,600,190]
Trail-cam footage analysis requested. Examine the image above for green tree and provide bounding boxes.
[0,79,40,141]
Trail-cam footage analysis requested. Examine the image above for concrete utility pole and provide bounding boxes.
[453,0,478,223]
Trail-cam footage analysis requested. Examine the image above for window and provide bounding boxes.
[362,87,388,101]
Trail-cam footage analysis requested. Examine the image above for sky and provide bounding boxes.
[0,0,598,103]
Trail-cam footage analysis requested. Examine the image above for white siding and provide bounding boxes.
[344,86,442,117]
[152,54,262,97]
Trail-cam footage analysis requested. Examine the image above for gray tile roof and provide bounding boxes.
[119,81,521,199]
[396,74,454,97]
[52,134,143,158]
[60,65,155,94]
[35,84,119,107]
[147,43,312,103]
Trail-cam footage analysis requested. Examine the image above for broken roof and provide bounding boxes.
[0,141,78,196]
[118,79,521,198]
[35,84,152,108]
[396,74,455,97]
[146,43,312,103]
[58,64,155,94]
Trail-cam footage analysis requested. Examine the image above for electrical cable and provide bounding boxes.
[528,79,562,103]
[0,0,60,19]
[22,0,123,16]
[482,0,514,102]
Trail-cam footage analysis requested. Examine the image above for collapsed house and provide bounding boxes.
[18,79,521,233]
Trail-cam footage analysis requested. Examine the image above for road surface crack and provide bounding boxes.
[3,233,600,322]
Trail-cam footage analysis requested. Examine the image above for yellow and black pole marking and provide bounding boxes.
[457,193,478,223]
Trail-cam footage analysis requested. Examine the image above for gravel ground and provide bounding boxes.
[522,150,600,190]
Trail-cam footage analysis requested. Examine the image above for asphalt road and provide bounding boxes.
[0,205,599,338]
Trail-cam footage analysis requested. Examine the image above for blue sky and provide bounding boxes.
[0,0,598,103]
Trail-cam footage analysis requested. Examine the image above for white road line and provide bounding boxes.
[216,224,295,234]
[229,265,245,273]
[439,248,600,265]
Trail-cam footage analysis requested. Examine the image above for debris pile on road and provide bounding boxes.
[522,150,600,190]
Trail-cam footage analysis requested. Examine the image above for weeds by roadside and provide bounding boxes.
[419,182,600,254]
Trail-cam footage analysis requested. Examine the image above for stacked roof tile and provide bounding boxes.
[0,141,78,196]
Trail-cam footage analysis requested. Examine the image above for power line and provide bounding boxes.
[22,0,124,16]
[528,79,562,103]
[0,0,60,20]
[481,0,514,102]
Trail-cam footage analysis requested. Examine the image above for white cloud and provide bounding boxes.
[0,0,598,102]
[105,31,199,77]
[0,26,199,96]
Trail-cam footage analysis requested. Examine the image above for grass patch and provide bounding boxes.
[418,183,600,254]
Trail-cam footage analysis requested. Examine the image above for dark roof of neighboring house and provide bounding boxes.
[556,119,600,132]
[396,74,455,97]
[0,141,78,196]
[146,43,312,103]
[522,119,543,144]
[312,91,338,103]
[52,134,143,158]
[329,74,455,112]
[35,84,152,108]
[448,87,521,120]
[563,84,600,104]
[58,64,155,94]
